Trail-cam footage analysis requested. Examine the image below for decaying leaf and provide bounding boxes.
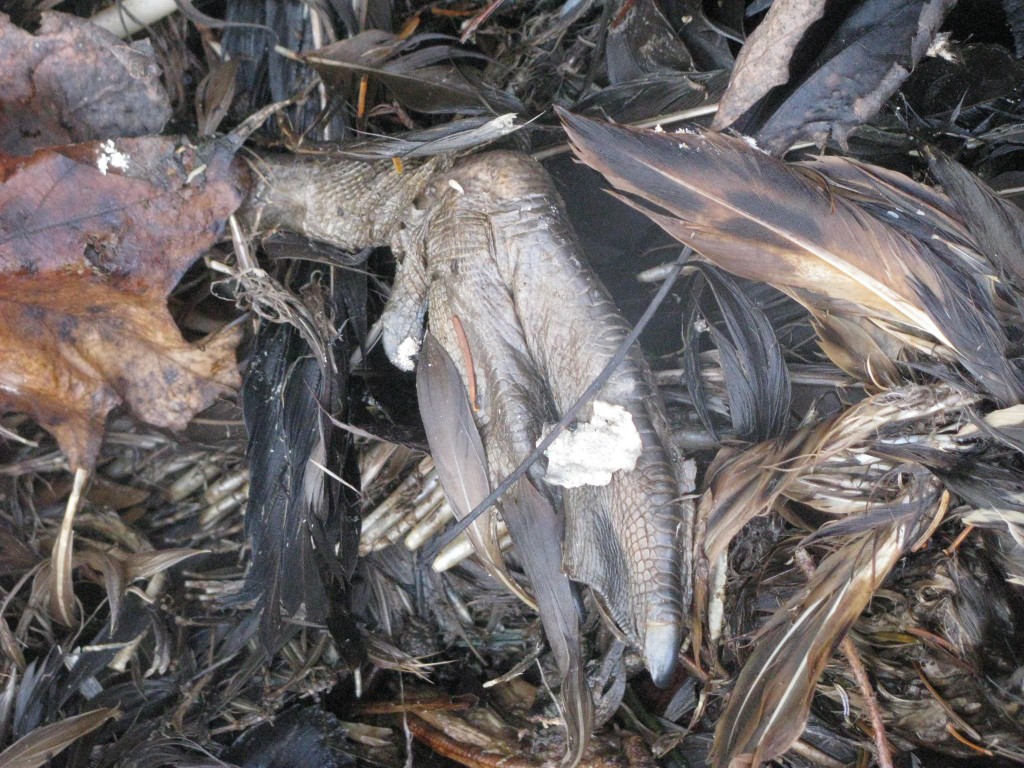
[714,0,955,153]
[711,0,826,131]
[0,12,171,156]
[0,136,246,470]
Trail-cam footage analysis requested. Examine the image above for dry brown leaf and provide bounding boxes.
[0,136,247,470]
[711,0,826,131]
[0,12,171,155]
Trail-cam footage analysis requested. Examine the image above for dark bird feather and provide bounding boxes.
[681,263,791,442]
[414,333,532,607]
[559,110,1024,404]
[926,148,1024,292]
[240,278,360,654]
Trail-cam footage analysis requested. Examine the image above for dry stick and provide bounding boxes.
[794,549,895,768]
[840,635,896,768]
[422,247,694,565]
[943,523,976,556]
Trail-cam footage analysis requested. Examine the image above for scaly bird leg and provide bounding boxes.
[381,151,691,685]
[242,148,692,684]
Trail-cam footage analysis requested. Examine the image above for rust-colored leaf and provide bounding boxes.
[0,136,247,470]
[0,12,171,155]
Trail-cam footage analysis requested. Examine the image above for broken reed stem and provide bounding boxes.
[794,548,895,768]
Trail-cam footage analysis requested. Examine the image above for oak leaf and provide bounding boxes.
[0,136,247,470]
[0,11,171,155]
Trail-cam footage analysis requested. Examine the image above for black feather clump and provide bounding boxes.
[224,706,355,768]
[681,264,792,443]
[239,275,362,655]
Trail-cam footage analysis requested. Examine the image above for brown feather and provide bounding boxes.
[559,111,1023,404]
[711,513,927,768]
[693,385,977,766]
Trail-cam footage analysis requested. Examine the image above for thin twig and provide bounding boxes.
[943,523,976,556]
[839,635,895,768]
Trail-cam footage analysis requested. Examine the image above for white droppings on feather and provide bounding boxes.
[491,113,517,129]
[96,139,130,175]
[540,401,642,488]
[395,336,420,371]
[741,135,766,153]
[926,32,959,63]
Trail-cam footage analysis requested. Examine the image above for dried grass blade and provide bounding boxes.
[48,467,88,627]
